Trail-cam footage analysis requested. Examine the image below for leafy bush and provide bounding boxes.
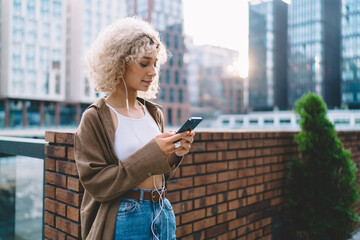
[283,93,359,240]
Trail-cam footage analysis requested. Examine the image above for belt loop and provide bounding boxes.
[139,189,144,203]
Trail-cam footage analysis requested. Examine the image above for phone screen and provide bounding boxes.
[176,117,202,133]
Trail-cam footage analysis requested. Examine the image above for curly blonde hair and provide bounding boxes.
[84,17,168,99]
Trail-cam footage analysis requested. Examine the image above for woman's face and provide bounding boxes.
[123,51,158,93]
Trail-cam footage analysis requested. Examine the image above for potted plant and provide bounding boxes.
[283,93,359,240]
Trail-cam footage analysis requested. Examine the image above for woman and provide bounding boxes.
[74,17,194,240]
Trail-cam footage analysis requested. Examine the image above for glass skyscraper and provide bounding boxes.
[341,0,360,108]
[288,0,341,108]
[248,0,288,111]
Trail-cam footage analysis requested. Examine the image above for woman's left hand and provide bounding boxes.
[175,131,195,157]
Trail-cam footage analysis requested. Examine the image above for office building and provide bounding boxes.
[341,0,360,108]
[0,0,128,128]
[185,43,243,118]
[248,0,288,111]
[66,0,126,103]
[288,0,341,108]
[126,0,189,126]
[0,0,66,127]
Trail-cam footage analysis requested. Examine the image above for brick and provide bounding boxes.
[193,216,216,231]
[228,217,246,230]
[181,164,205,177]
[206,182,228,195]
[66,236,79,240]
[167,177,193,191]
[56,161,78,176]
[228,178,247,190]
[67,147,75,160]
[56,188,82,207]
[45,145,67,159]
[207,141,228,151]
[216,230,237,240]
[247,139,263,148]
[67,206,80,222]
[228,199,245,210]
[237,226,248,236]
[199,132,212,140]
[217,190,237,203]
[270,197,282,207]
[45,198,66,216]
[255,184,265,193]
[206,162,228,173]
[228,159,246,169]
[45,158,56,171]
[45,171,67,188]
[228,140,247,150]
[181,209,206,224]
[181,186,206,200]
[45,131,55,143]
[255,166,271,175]
[172,200,193,215]
[67,176,83,192]
[194,173,217,186]
[189,142,206,153]
[44,211,55,226]
[56,216,81,237]
[205,223,227,238]
[44,225,66,240]
[166,191,180,203]
[238,167,255,178]
[212,133,224,140]
[217,210,236,224]
[56,132,74,145]
[45,184,56,198]
[182,154,193,165]
[194,195,217,209]
[217,170,237,182]
[193,152,217,163]
[237,149,255,159]
[255,148,271,157]
[176,223,193,237]
[207,202,227,216]
[247,195,257,205]
[223,133,233,140]
[217,150,237,161]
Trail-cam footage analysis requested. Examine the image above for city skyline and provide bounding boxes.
[183,0,249,78]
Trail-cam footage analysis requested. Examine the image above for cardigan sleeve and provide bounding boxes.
[74,108,173,202]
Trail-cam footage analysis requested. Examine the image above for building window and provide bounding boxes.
[175,71,179,84]
[27,0,36,18]
[177,109,181,126]
[170,88,174,102]
[167,108,172,126]
[174,35,178,49]
[179,89,183,103]
[160,88,165,101]
[13,0,21,15]
[178,54,182,68]
[166,69,170,84]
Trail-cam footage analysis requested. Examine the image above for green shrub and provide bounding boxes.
[283,93,359,240]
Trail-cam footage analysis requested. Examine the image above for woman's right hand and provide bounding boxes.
[154,131,189,158]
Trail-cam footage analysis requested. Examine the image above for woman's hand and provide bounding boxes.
[175,131,195,157]
[154,131,195,158]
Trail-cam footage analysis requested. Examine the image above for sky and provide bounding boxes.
[182,0,249,78]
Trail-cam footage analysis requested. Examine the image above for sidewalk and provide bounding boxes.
[350,229,360,240]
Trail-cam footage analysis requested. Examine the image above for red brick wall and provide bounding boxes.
[43,130,360,240]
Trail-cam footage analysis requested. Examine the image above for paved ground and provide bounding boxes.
[350,229,360,240]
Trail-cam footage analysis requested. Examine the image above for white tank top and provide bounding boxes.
[106,102,161,162]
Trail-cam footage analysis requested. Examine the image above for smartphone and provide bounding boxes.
[176,117,203,133]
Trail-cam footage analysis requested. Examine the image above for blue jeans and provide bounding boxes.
[114,188,176,240]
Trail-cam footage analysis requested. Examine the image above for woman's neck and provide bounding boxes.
[106,85,138,109]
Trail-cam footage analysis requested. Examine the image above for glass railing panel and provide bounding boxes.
[0,155,43,240]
